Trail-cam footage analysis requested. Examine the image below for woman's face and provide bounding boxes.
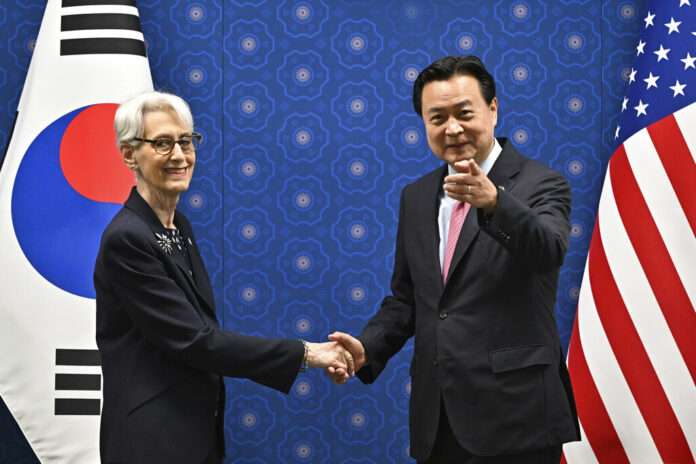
[126,109,195,199]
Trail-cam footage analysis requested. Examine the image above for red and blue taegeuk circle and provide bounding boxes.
[12,104,133,299]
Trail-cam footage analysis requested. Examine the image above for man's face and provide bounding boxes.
[420,74,498,166]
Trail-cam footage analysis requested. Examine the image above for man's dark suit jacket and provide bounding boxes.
[357,138,580,461]
[94,187,304,464]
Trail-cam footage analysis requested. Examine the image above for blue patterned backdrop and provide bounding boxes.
[0,0,645,462]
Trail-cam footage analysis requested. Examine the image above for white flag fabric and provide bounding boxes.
[563,1,696,463]
[0,0,152,461]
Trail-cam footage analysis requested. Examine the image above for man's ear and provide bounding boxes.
[490,97,498,127]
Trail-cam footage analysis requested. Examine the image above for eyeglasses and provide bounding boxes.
[133,133,202,155]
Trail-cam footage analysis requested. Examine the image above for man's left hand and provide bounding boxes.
[443,159,498,214]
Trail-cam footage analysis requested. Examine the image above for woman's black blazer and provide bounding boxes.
[94,187,304,463]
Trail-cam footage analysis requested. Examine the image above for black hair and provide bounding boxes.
[412,55,496,116]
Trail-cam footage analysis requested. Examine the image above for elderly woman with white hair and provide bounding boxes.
[94,91,352,464]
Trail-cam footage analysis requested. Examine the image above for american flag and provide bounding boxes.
[563,1,696,463]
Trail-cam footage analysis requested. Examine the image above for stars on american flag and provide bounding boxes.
[683,53,696,69]
[665,17,681,34]
[644,72,660,89]
[634,100,649,117]
[644,11,656,27]
[670,80,686,96]
[654,44,670,61]
[637,40,646,55]
[614,1,696,145]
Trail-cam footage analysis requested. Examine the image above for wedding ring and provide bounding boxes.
[467,185,471,194]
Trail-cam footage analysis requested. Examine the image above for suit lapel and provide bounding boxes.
[174,213,216,315]
[443,139,521,287]
[124,187,217,318]
[421,166,448,290]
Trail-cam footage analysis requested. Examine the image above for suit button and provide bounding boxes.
[433,357,439,366]
[439,309,448,319]
[188,270,193,276]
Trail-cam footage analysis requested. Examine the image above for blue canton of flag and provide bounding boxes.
[615,0,696,147]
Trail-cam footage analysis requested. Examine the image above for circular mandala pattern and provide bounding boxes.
[349,410,368,429]
[239,285,258,304]
[618,2,638,22]
[348,97,368,116]
[293,3,312,23]
[566,159,585,177]
[293,65,313,85]
[239,97,259,117]
[240,160,259,179]
[348,222,367,242]
[294,316,312,335]
[294,380,312,397]
[565,95,585,115]
[401,65,420,85]
[239,222,258,242]
[568,285,580,301]
[240,411,258,429]
[294,254,313,273]
[511,64,531,84]
[239,34,259,54]
[570,221,584,240]
[186,4,205,23]
[510,2,531,21]
[187,192,205,210]
[456,33,476,53]
[402,127,422,147]
[511,127,531,146]
[401,2,421,21]
[293,128,313,147]
[618,65,631,83]
[565,33,585,52]
[294,191,313,210]
[187,67,206,86]
[24,37,37,54]
[348,284,367,303]
[403,378,412,396]
[347,34,368,54]
[295,442,313,460]
[348,159,367,179]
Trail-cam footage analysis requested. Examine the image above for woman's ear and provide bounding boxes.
[120,143,137,171]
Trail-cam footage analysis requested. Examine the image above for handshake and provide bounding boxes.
[303,332,364,385]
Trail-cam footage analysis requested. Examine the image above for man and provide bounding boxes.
[328,55,580,463]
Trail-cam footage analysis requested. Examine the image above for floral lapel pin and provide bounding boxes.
[155,232,173,254]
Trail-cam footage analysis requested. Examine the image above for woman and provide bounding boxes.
[94,91,351,464]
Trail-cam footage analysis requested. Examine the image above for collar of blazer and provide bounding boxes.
[486,137,521,194]
[123,187,216,314]
[441,137,521,288]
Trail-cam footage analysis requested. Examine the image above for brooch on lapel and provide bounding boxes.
[155,232,173,254]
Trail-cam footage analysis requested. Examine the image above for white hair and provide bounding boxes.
[114,91,194,147]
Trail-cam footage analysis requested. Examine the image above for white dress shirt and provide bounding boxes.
[438,138,502,272]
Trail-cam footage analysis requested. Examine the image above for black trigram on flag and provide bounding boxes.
[54,349,101,415]
[60,0,146,57]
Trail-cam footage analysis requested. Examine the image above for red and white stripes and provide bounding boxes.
[563,102,696,463]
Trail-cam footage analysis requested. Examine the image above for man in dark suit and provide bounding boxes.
[328,55,580,463]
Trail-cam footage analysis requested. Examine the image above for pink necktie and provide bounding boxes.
[442,201,471,283]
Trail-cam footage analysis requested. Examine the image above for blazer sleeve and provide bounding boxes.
[478,168,571,274]
[357,188,416,383]
[100,224,304,393]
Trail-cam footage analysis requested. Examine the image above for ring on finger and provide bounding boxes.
[467,184,471,194]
